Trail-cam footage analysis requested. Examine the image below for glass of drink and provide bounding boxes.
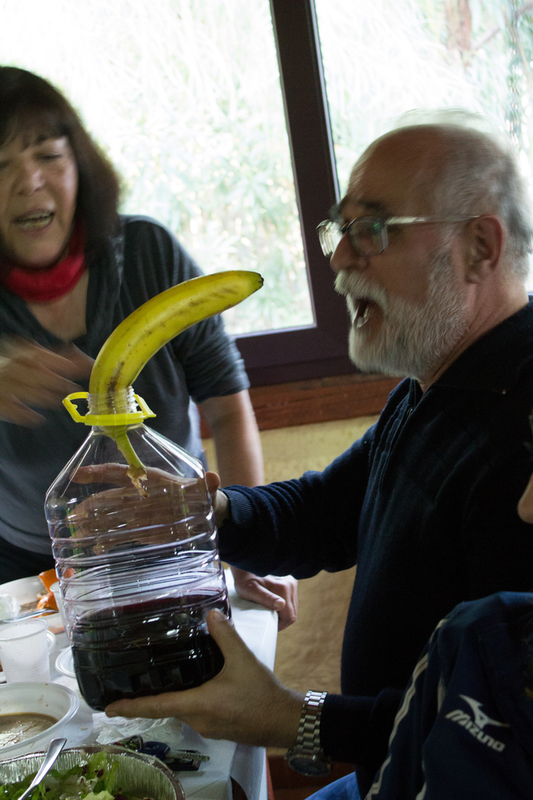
[0,618,51,683]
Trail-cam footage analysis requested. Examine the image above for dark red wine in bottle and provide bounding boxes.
[72,591,228,710]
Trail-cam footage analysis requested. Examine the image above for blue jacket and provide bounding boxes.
[367,593,533,799]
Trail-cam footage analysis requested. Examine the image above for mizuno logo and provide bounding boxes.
[459,695,509,730]
[445,695,509,751]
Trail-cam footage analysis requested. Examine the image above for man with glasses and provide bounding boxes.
[105,120,533,799]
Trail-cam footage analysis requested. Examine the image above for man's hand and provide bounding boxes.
[70,464,210,551]
[0,337,92,425]
[205,471,230,527]
[230,567,298,631]
[105,609,304,748]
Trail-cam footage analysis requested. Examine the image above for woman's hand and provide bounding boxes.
[105,608,304,748]
[0,337,92,425]
[230,567,298,630]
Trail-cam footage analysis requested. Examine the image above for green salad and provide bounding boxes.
[0,752,153,800]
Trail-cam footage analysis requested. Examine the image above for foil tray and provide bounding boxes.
[0,744,185,799]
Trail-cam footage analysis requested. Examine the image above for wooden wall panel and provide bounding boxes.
[200,374,400,436]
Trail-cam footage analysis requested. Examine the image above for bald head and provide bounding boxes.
[348,126,448,218]
[349,122,533,282]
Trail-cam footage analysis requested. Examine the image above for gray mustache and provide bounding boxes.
[334,272,388,310]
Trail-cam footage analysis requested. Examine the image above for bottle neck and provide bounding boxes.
[87,387,138,417]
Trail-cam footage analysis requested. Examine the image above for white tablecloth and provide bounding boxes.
[51,571,278,800]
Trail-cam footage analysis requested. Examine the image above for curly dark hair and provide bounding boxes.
[0,66,121,256]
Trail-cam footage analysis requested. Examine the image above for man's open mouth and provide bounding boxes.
[353,298,372,329]
[14,211,54,230]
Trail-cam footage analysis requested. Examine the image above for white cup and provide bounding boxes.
[0,618,51,683]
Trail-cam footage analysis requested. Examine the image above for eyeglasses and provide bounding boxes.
[316,215,480,258]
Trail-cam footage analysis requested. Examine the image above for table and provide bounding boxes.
[50,571,278,800]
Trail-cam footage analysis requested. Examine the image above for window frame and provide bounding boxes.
[234,0,356,387]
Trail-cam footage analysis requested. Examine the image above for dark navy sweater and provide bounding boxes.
[220,300,533,794]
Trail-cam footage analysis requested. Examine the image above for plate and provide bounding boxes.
[0,575,62,631]
[0,576,43,617]
[56,646,75,678]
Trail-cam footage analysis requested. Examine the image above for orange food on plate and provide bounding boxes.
[36,591,58,611]
[38,568,58,591]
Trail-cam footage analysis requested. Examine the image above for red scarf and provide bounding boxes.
[0,221,85,302]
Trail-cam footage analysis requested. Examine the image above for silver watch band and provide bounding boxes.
[294,690,328,753]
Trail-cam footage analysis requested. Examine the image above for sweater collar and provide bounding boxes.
[430,299,533,395]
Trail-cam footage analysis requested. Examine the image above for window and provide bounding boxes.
[1,0,531,391]
[264,0,533,383]
[314,0,533,208]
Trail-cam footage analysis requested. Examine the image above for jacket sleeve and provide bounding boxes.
[360,595,531,799]
[320,687,404,776]
[361,637,439,798]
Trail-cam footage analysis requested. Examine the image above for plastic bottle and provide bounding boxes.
[45,388,230,711]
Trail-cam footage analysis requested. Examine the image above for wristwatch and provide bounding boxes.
[285,690,331,777]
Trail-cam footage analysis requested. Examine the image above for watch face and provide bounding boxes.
[286,754,331,777]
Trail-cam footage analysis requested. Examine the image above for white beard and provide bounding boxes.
[335,248,469,379]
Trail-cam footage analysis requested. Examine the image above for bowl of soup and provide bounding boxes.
[0,682,79,757]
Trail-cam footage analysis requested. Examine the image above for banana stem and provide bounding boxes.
[105,425,149,498]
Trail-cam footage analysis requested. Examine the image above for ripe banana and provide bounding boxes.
[89,270,263,488]
[90,270,263,396]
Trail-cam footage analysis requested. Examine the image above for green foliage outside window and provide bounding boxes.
[316,0,533,200]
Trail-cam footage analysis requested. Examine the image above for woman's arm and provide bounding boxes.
[199,390,298,630]
[199,389,263,487]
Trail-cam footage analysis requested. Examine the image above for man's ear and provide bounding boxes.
[464,215,504,283]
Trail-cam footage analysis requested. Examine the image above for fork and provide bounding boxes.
[17,737,67,800]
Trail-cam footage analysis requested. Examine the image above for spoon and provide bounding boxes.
[0,609,57,625]
[17,737,67,800]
